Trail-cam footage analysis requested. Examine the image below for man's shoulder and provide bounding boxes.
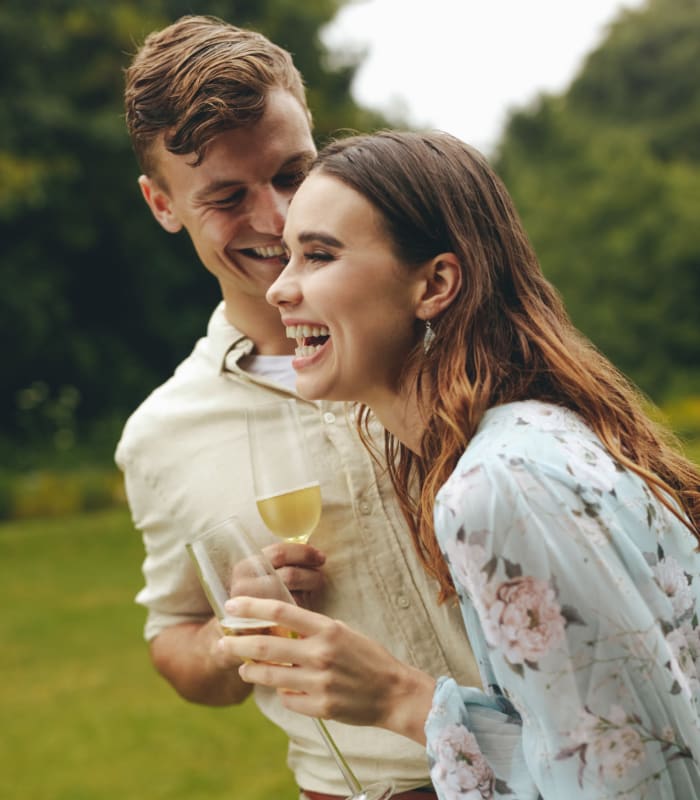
[115,335,222,458]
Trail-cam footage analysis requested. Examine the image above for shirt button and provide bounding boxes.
[359,501,371,515]
[323,412,336,424]
[396,594,410,609]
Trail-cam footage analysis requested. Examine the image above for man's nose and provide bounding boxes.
[249,186,288,235]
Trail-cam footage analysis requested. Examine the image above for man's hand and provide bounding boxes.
[263,541,326,607]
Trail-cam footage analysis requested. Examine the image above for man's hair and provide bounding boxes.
[124,15,311,179]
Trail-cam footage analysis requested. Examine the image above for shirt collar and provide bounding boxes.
[206,302,254,374]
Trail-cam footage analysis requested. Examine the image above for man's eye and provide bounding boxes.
[275,171,306,189]
[211,192,244,208]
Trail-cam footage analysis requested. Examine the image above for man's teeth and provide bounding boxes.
[285,324,330,358]
[251,245,286,258]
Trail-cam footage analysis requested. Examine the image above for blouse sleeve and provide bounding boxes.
[426,452,700,799]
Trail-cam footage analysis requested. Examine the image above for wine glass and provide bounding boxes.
[246,399,321,544]
[186,516,395,800]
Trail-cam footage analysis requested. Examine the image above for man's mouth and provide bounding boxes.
[286,324,330,358]
[240,245,287,260]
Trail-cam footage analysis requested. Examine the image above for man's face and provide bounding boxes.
[139,88,316,306]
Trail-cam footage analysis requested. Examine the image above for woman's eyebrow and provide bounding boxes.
[297,231,343,247]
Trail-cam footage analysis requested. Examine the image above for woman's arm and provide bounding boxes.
[220,595,436,743]
[431,451,700,798]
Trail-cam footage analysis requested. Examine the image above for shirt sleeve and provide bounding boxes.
[426,453,700,799]
[116,440,211,641]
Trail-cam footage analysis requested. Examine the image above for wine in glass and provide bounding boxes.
[185,516,395,800]
[247,399,321,544]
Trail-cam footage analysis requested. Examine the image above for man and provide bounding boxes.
[116,15,479,800]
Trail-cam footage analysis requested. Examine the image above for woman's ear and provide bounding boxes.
[415,252,462,320]
[138,174,183,234]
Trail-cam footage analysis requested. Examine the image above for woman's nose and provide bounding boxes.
[266,266,300,308]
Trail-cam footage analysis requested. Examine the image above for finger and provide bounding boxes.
[277,687,329,719]
[238,659,313,696]
[226,596,327,637]
[263,541,326,569]
[276,564,325,594]
[221,631,297,665]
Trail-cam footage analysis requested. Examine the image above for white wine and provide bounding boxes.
[256,482,322,543]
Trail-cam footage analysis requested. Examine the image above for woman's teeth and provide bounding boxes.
[285,324,330,358]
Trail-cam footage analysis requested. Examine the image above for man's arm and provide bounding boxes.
[149,616,253,705]
[149,541,327,706]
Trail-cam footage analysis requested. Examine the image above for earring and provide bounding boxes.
[423,319,436,354]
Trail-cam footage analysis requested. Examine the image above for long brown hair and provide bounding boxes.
[314,130,700,601]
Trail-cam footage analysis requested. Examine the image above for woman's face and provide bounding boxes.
[267,172,425,405]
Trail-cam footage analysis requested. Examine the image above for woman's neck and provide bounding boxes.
[368,378,426,456]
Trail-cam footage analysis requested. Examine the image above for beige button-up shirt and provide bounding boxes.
[115,303,480,795]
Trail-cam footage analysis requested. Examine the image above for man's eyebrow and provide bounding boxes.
[282,150,316,171]
[192,179,242,204]
[193,150,316,204]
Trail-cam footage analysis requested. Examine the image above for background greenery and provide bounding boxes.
[1,0,698,478]
[0,508,297,799]
[1,0,698,797]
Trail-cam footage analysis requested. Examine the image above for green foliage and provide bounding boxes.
[495,0,700,402]
[0,509,296,798]
[0,467,126,520]
[0,0,391,463]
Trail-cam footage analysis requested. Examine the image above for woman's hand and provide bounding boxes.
[220,596,435,744]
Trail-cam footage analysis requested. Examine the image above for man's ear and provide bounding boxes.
[415,252,462,320]
[138,174,183,234]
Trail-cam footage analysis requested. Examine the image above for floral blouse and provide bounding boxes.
[425,400,700,799]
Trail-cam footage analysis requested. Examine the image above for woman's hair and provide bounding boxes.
[313,129,700,601]
[124,15,310,182]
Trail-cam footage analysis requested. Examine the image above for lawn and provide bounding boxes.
[0,508,298,800]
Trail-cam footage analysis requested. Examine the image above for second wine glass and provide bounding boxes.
[246,399,322,544]
[186,516,395,800]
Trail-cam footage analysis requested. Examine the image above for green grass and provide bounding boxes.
[0,509,298,800]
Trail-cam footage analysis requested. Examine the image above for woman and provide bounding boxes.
[225,131,700,798]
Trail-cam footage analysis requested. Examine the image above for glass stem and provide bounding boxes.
[313,718,364,795]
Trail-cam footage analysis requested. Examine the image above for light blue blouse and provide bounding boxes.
[425,400,700,799]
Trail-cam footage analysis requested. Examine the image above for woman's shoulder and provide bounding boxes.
[436,399,625,523]
[461,399,604,474]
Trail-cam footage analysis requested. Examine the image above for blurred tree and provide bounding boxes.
[0,0,390,460]
[495,0,700,401]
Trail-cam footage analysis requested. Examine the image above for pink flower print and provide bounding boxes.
[482,575,566,665]
[666,623,700,698]
[442,534,488,598]
[430,724,495,800]
[566,706,646,781]
[653,556,694,619]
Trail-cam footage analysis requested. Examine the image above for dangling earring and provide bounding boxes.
[423,319,436,354]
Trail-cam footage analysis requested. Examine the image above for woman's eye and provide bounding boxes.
[306,250,334,264]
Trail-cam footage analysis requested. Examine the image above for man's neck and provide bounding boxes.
[222,296,295,356]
